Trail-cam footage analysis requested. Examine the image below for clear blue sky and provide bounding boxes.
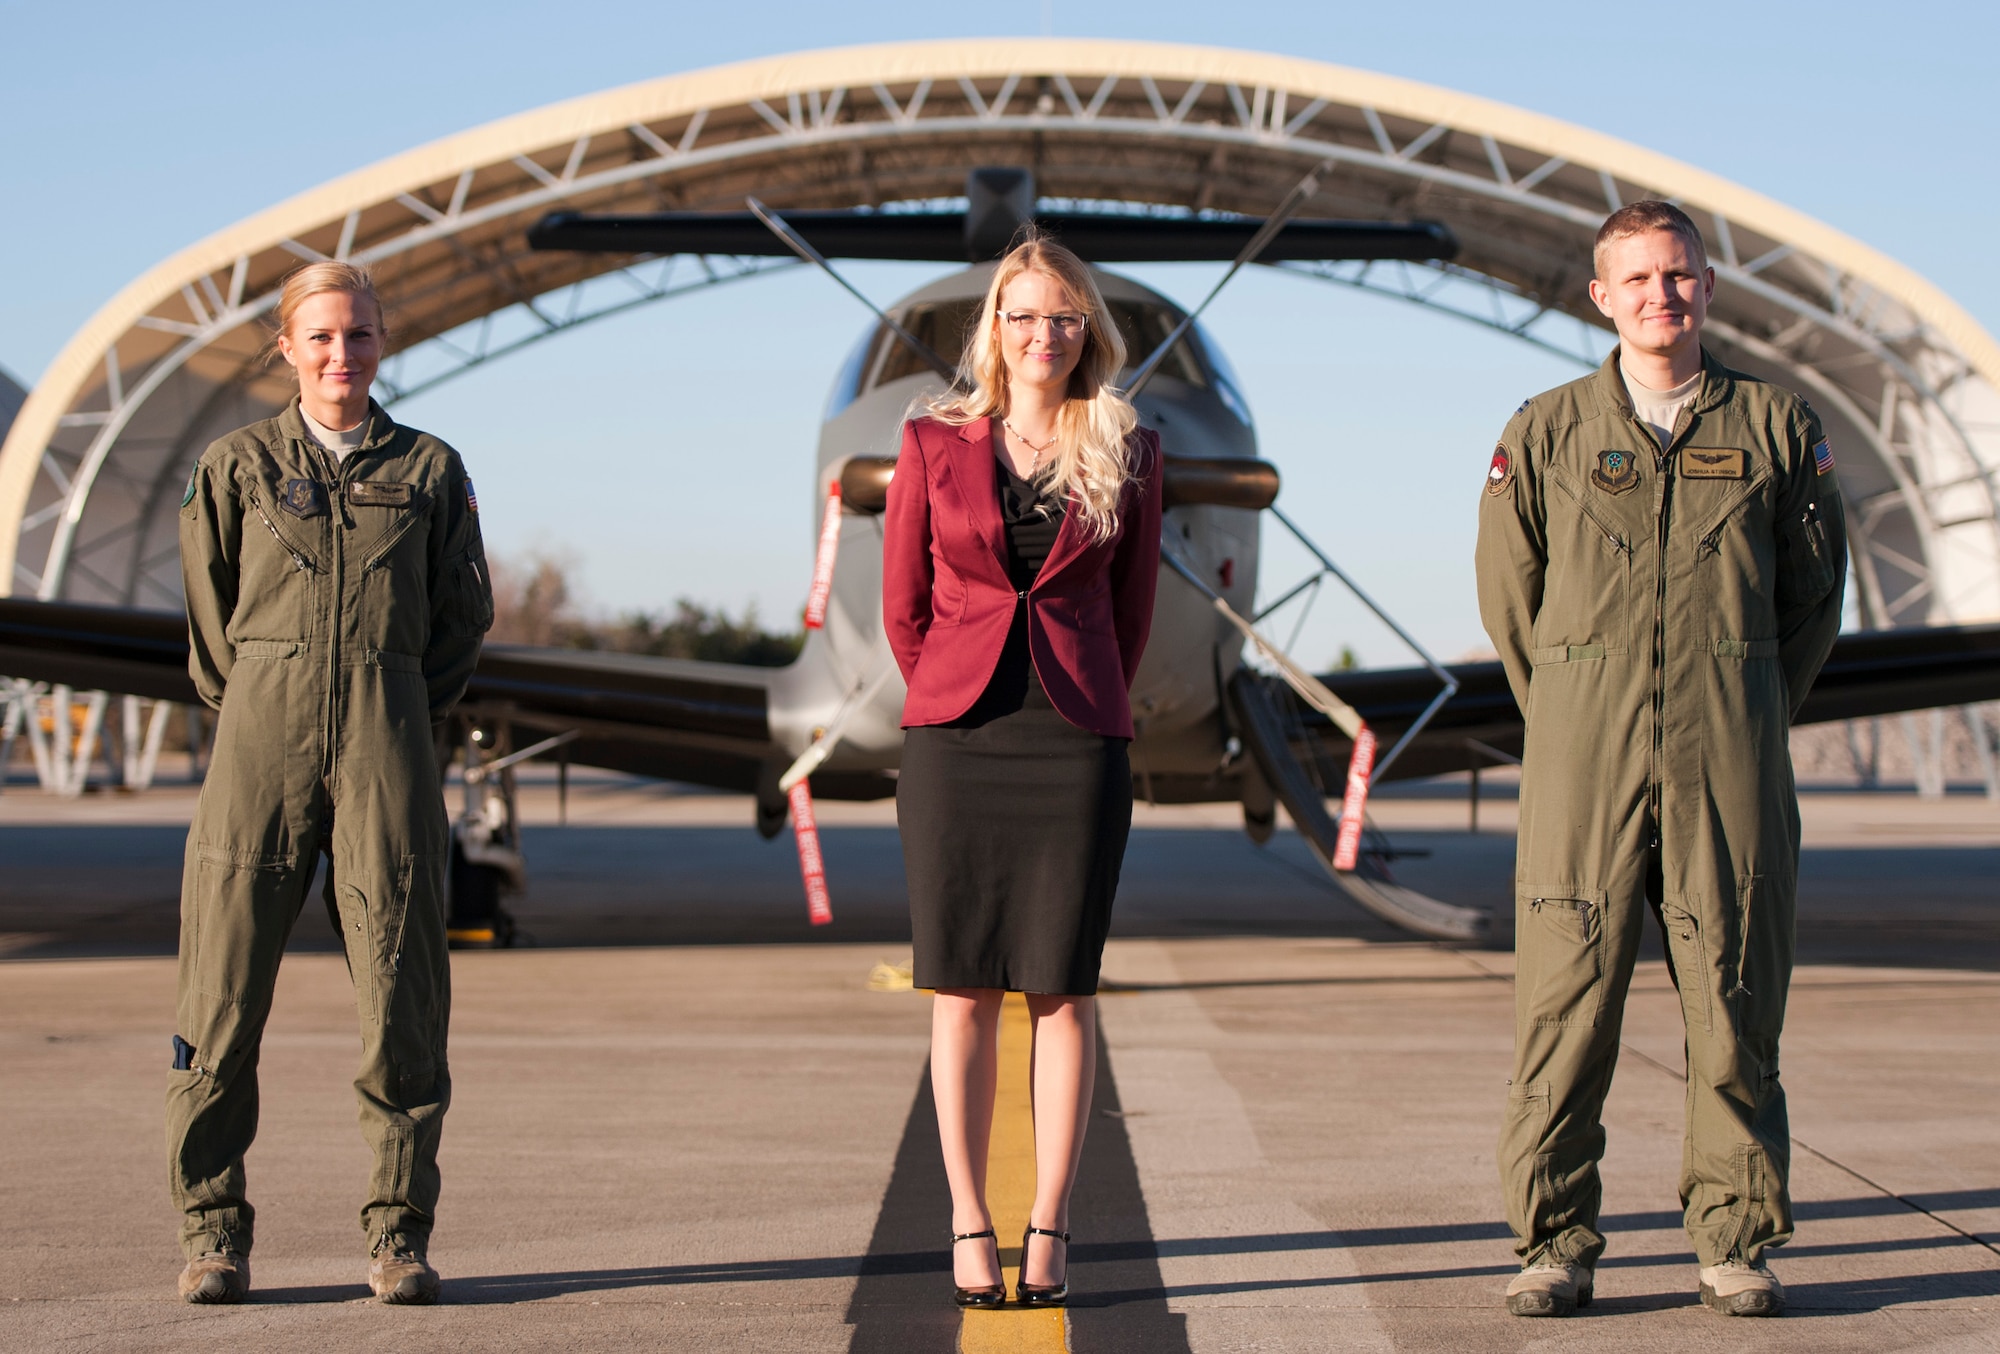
[3,2,1993,665]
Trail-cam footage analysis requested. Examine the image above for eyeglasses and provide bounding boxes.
[999,309,1088,337]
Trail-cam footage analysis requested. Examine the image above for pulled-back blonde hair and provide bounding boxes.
[268,261,388,363]
[924,232,1141,542]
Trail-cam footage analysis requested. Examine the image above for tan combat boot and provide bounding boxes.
[368,1232,440,1306]
[177,1247,250,1304]
[1505,1260,1592,1316]
[1700,1259,1784,1316]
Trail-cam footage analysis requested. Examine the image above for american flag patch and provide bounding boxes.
[1812,439,1834,475]
[466,478,479,514]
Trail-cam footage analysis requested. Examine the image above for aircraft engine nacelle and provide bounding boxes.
[834,454,1280,515]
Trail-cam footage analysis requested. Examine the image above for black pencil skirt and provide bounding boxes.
[897,678,1133,997]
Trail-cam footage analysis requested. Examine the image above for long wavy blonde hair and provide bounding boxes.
[925,232,1141,542]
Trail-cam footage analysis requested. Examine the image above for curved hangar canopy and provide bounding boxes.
[4,39,1998,632]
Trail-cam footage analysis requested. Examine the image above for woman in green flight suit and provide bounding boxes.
[168,262,492,1307]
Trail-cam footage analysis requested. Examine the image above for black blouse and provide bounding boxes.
[998,456,1065,589]
[950,451,1067,724]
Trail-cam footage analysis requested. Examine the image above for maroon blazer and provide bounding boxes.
[883,415,1163,738]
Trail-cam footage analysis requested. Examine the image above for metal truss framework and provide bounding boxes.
[4,39,1998,637]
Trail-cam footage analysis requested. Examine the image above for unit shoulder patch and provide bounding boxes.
[181,466,198,508]
[1485,444,1513,495]
[1682,447,1748,480]
[1591,448,1640,495]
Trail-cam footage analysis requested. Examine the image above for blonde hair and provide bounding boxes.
[268,261,388,363]
[924,232,1141,542]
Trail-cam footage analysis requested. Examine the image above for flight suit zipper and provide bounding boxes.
[1643,395,1765,1011]
[312,441,345,791]
[1651,465,1671,831]
[1641,404,1692,834]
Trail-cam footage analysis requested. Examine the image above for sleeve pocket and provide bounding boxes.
[1776,503,1836,608]
[441,548,494,637]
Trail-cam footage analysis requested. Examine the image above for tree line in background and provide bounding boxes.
[487,551,803,667]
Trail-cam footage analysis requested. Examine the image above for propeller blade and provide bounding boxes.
[744,197,958,383]
[1125,159,1335,400]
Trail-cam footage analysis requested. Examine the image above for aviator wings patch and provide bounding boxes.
[1682,447,1748,480]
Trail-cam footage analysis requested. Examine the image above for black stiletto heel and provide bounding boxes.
[1015,1225,1070,1307]
[951,1228,1005,1308]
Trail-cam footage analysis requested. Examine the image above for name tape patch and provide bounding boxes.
[347,481,413,508]
[1682,447,1748,480]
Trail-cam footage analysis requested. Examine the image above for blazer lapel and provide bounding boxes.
[1036,490,1094,587]
[952,418,1011,579]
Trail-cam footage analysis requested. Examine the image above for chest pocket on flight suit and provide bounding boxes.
[351,485,436,655]
[1688,464,1778,631]
[1541,464,1634,659]
[355,484,428,578]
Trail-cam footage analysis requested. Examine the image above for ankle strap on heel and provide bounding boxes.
[1024,1225,1070,1243]
[952,1228,997,1244]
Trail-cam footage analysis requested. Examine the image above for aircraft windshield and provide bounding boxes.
[864,297,1212,392]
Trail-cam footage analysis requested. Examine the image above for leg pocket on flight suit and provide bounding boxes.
[186,847,299,1012]
[333,862,413,1025]
[1517,887,1608,1028]
[1734,874,1789,1039]
[387,852,449,1100]
[1659,902,1713,1034]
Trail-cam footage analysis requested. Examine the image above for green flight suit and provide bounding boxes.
[169,398,492,1260]
[1476,348,1845,1271]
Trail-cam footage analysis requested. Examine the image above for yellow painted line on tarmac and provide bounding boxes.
[960,991,1069,1353]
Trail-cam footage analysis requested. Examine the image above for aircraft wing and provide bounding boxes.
[528,209,1456,264]
[458,644,789,794]
[0,598,821,795]
[0,599,195,704]
[1296,619,2000,781]
[6,598,1998,794]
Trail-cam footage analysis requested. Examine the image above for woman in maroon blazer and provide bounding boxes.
[883,232,1163,1308]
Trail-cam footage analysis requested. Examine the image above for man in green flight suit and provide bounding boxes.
[1476,201,1845,1319]
[169,265,492,1305]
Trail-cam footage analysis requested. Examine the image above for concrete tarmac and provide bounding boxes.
[2,776,1996,1350]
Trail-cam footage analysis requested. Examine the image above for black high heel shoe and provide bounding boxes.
[951,1228,1005,1308]
[1015,1225,1070,1307]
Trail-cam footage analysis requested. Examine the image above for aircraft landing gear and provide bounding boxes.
[449,775,523,948]
[754,757,790,839]
[445,715,581,948]
[1229,670,1487,942]
[449,839,518,948]
[447,716,527,949]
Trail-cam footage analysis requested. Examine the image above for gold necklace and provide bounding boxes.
[1002,417,1057,471]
